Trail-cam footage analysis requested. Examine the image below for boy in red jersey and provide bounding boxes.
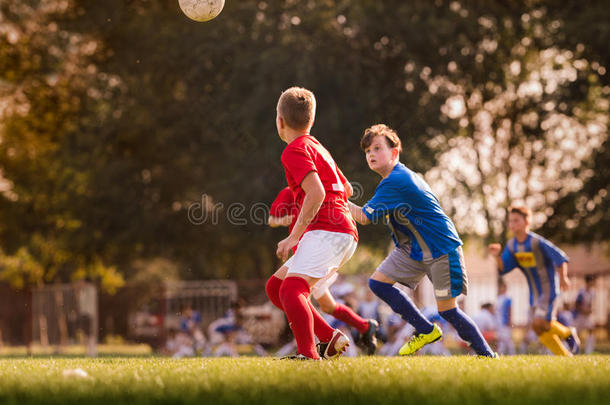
[265,87,358,360]
[269,187,379,355]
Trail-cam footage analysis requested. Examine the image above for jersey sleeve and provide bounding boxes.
[500,245,518,274]
[361,180,404,221]
[270,188,293,217]
[538,237,569,266]
[281,146,317,188]
[337,166,348,185]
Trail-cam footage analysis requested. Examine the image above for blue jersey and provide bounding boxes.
[496,294,512,327]
[362,162,462,260]
[180,311,202,333]
[500,232,569,307]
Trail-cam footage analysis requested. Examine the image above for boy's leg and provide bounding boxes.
[279,275,319,359]
[538,330,571,356]
[430,247,494,357]
[307,298,334,343]
[549,320,571,340]
[585,329,595,354]
[265,266,289,310]
[532,317,571,356]
[369,273,434,334]
[267,264,336,343]
[532,298,572,356]
[437,298,494,357]
[317,291,370,335]
[280,231,355,359]
[369,247,435,335]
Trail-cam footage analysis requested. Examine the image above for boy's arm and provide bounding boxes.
[268,215,294,228]
[344,181,353,199]
[538,237,571,290]
[488,243,505,272]
[348,201,370,225]
[276,172,325,261]
[557,262,570,291]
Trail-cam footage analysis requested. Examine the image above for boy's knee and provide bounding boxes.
[532,318,550,335]
[368,278,385,296]
[278,278,293,302]
[319,301,335,314]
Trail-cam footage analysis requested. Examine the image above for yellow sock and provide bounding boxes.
[539,331,572,356]
[549,321,571,340]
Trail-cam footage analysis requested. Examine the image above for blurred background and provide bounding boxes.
[0,0,608,356]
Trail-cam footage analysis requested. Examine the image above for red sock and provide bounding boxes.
[265,275,284,310]
[332,303,369,334]
[267,275,334,342]
[279,277,318,359]
[308,300,334,343]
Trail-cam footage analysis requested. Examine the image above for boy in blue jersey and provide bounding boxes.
[348,124,496,357]
[488,205,579,356]
[495,281,515,355]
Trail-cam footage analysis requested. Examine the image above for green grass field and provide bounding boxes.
[0,356,608,405]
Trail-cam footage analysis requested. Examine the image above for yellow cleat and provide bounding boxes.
[399,323,443,356]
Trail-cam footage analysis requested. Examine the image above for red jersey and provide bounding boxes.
[270,186,298,232]
[281,135,358,241]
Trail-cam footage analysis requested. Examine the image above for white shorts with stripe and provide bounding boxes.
[284,230,357,280]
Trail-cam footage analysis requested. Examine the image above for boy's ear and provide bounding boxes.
[277,115,285,129]
[392,147,400,161]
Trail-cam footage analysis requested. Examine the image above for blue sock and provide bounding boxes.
[439,307,493,356]
[369,279,434,335]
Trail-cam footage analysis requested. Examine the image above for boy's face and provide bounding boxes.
[276,109,286,142]
[508,212,528,234]
[364,135,398,174]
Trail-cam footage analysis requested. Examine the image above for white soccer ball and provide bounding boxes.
[178,0,225,22]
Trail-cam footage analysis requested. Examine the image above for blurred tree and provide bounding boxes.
[420,3,608,244]
[540,0,610,242]
[0,0,607,288]
[0,0,125,290]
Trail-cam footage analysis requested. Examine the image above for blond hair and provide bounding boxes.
[277,87,316,130]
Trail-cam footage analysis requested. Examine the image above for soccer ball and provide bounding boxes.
[178,0,225,22]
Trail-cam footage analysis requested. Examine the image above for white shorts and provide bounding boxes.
[284,230,357,279]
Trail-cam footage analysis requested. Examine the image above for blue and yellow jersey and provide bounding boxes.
[501,232,569,307]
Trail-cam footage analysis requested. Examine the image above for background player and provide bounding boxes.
[495,280,516,355]
[574,274,596,353]
[265,87,358,360]
[348,124,497,358]
[268,186,378,354]
[488,205,580,356]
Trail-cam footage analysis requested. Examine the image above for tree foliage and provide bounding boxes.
[0,0,607,287]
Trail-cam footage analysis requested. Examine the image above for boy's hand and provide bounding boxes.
[488,243,501,257]
[277,235,298,261]
[560,275,571,291]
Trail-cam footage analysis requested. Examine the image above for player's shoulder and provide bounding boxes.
[281,137,308,160]
[281,135,319,156]
[380,163,411,186]
[504,237,517,251]
[529,232,554,247]
[388,163,428,190]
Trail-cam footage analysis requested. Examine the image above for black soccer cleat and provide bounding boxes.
[359,319,379,355]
